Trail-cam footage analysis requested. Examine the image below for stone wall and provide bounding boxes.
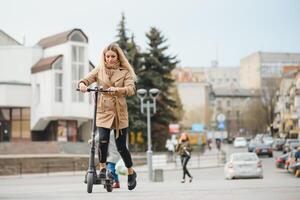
[0,155,146,176]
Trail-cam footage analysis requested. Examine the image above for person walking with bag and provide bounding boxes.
[88,130,121,188]
[176,132,193,183]
[79,43,137,190]
[107,130,121,188]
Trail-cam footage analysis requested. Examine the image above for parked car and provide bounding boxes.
[233,137,247,148]
[255,143,273,157]
[224,152,263,179]
[275,153,289,169]
[272,138,285,151]
[262,136,274,146]
[283,139,300,153]
[248,139,261,152]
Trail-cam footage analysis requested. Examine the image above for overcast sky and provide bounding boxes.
[1,0,300,67]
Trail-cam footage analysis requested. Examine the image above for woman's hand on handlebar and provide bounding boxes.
[79,83,88,93]
[107,87,118,93]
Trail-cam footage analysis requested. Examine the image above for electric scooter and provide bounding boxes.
[77,86,114,193]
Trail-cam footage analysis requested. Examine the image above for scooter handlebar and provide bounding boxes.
[76,87,110,92]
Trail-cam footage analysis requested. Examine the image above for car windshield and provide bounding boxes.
[263,137,272,141]
[287,139,299,144]
[232,154,258,162]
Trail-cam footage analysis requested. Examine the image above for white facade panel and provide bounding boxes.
[177,83,209,127]
[0,84,31,107]
[0,46,43,83]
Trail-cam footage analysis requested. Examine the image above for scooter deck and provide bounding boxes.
[84,173,114,185]
[94,177,114,185]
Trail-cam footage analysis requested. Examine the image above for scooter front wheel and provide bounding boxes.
[105,184,113,192]
[87,173,94,193]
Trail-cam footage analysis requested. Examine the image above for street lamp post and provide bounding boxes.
[137,88,160,181]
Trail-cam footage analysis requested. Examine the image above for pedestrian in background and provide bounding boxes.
[176,132,193,183]
[165,138,175,162]
[106,130,121,188]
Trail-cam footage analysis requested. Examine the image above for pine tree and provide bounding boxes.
[115,14,146,149]
[141,27,182,150]
[115,13,130,53]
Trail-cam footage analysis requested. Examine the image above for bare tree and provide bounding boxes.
[242,98,268,136]
[260,77,281,130]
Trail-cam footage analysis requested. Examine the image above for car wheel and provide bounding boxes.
[269,154,273,157]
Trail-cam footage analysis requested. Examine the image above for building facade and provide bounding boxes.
[0,29,95,142]
[210,88,260,138]
[172,66,240,130]
[240,52,300,90]
[273,67,300,139]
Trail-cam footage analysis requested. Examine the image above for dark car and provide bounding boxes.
[272,138,285,151]
[275,153,289,169]
[283,139,300,153]
[255,143,273,157]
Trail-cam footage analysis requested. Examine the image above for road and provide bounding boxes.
[0,145,299,200]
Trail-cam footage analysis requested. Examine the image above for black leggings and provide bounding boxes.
[181,155,192,179]
[98,127,133,168]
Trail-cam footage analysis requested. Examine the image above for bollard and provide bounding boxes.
[153,169,164,182]
[218,150,226,165]
[19,162,22,177]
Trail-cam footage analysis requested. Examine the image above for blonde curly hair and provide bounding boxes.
[99,43,137,81]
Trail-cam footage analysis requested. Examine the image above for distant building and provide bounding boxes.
[173,66,240,89]
[176,82,212,129]
[240,52,300,90]
[0,29,95,142]
[273,66,300,139]
[210,88,260,138]
[173,66,240,129]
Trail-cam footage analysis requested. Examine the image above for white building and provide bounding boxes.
[0,29,95,142]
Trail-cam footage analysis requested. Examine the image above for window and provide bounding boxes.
[67,121,77,142]
[227,111,231,118]
[57,120,78,142]
[0,109,10,120]
[72,46,85,102]
[236,111,240,118]
[35,84,40,105]
[227,100,231,106]
[53,58,62,70]
[11,108,30,140]
[217,100,222,107]
[70,32,87,43]
[54,58,63,102]
[55,73,63,102]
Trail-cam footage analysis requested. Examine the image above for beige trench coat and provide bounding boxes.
[79,66,135,137]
